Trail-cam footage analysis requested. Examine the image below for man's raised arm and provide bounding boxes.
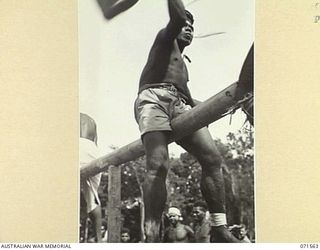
[165,0,188,38]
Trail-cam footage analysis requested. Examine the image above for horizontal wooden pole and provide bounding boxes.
[81,81,246,178]
[171,82,242,139]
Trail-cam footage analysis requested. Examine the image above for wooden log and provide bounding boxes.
[107,165,122,243]
[81,81,246,178]
[171,82,241,139]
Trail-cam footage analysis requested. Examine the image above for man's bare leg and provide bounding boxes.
[142,131,170,242]
[178,127,240,243]
[89,205,102,242]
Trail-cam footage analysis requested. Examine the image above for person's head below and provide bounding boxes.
[121,228,131,243]
[167,207,182,226]
[177,10,194,48]
[192,201,208,223]
[230,224,248,240]
[101,219,108,235]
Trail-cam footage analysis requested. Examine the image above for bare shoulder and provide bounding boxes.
[202,221,212,233]
[154,28,173,43]
[184,225,194,233]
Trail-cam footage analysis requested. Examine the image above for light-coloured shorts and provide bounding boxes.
[134,86,192,137]
[79,137,101,214]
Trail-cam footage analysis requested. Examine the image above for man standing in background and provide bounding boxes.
[163,207,194,242]
[192,201,211,243]
[80,113,102,242]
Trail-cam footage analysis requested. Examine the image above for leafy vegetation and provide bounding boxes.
[98,125,255,242]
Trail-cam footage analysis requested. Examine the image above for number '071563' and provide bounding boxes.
[300,244,319,248]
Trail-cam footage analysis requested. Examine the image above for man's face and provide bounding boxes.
[177,20,194,46]
[238,228,247,240]
[232,227,247,240]
[101,226,106,235]
[192,207,206,222]
[168,214,180,225]
[121,233,130,243]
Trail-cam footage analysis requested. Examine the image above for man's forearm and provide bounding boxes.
[168,0,187,27]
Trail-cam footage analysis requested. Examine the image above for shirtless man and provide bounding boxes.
[134,0,239,243]
[230,224,251,243]
[80,113,102,242]
[192,201,211,243]
[163,207,194,243]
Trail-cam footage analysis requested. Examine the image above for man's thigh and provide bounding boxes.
[135,89,173,136]
[143,131,169,161]
[177,127,221,162]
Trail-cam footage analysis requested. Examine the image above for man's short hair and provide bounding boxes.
[121,227,130,234]
[185,10,194,24]
[194,200,207,210]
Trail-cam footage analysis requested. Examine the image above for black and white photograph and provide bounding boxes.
[3,0,320,245]
[79,0,254,243]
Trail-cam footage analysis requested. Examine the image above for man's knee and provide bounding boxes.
[147,150,169,178]
[89,205,101,220]
[198,151,222,170]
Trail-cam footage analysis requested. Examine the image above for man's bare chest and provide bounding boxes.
[167,226,188,242]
